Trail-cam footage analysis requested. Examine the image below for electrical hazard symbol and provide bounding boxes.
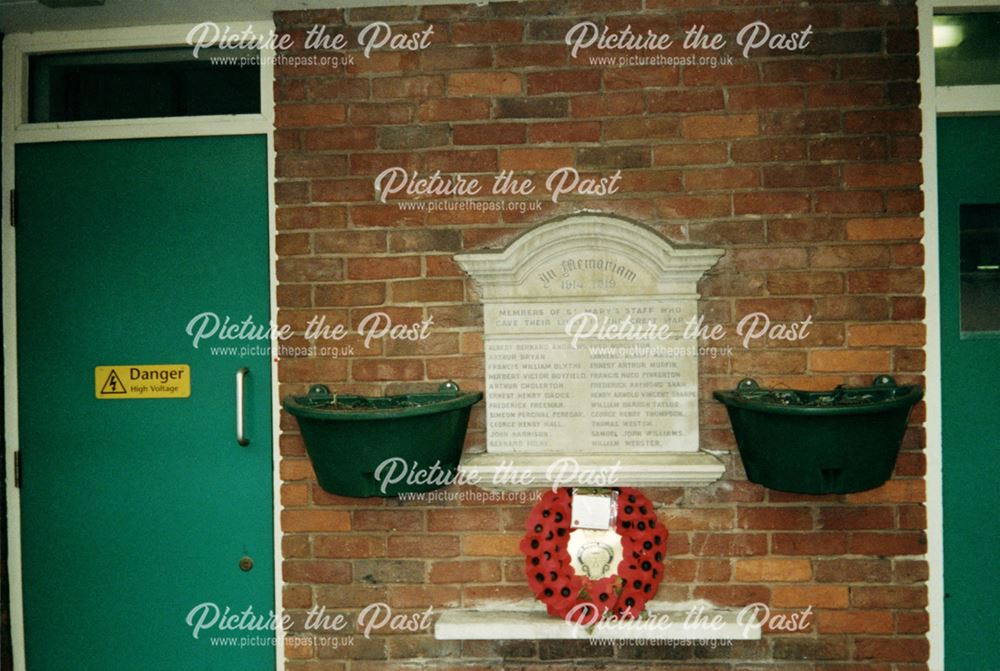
[94,364,190,399]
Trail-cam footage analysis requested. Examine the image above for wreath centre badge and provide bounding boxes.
[519,487,667,624]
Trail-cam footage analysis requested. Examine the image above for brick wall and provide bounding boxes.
[274,1,928,668]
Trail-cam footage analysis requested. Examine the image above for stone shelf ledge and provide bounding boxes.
[458,452,726,490]
[435,599,760,641]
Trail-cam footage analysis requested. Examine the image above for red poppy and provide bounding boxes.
[521,487,667,621]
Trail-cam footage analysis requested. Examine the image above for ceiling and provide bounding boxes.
[0,0,470,33]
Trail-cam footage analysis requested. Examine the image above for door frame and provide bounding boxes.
[2,23,282,671]
[918,1,1000,669]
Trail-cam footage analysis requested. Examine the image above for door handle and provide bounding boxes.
[236,367,250,446]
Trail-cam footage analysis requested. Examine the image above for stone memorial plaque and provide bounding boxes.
[456,213,726,487]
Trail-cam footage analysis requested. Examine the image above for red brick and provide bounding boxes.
[424,149,498,173]
[279,450,316,475]
[277,205,347,230]
[738,507,813,530]
[527,69,601,94]
[282,510,351,532]
[427,508,500,531]
[892,243,924,266]
[728,86,804,110]
[732,139,807,162]
[462,534,521,556]
[661,508,734,530]
[283,560,351,584]
[451,20,523,43]
[499,147,575,171]
[772,533,850,555]
[688,220,764,245]
[817,610,894,633]
[848,323,925,346]
[349,103,412,125]
[372,75,444,99]
[302,127,377,151]
[852,585,926,609]
[762,109,840,136]
[419,98,491,121]
[276,103,347,127]
[429,559,502,583]
[847,479,925,504]
[390,279,465,303]
[763,164,839,188]
[315,283,386,307]
[847,268,924,294]
[767,272,843,295]
[276,154,349,179]
[850,532,927,555]
[527,121,601,143]
[810,137,887,161]
[772,585,849,609]
[655,195,731,219]
[352,358,425,381]
[419,46,493,71]
[732,351,808,375]
[347,256,421,280]
[387,535,461,558]
[734,192,810,215]
[846,217,923,241]
[691,533,768,556]
[763,60,836,82]
[896,610,930,634]
[496,44,568,68]
[449,72,521,96]
[654,143,728,166]
[810,350,891,373]
[454,123,526,145]
[281,483,309,507]
[353,509,423,532]
[693,585,771,607]
[646,89,726,114]
[810,244,891,269]
[734,559,812,582]
[314,535,385,558]
[844,163,922,188]
[684,63,759,86]
[845,109,920,134]
[571,92,644,117]
[855,638,929,663]
[276,232,310,256]
[312,178,375,203]
[682,166,758,191]
[275,181,308,205]
[603,66,680,90]
[426,356,485,380]
[807,83,884,108]
[682,114,759,139]
[730,248,808,272]
[426,255,465,277]
[815,191,883,214]
[818,506,895,530]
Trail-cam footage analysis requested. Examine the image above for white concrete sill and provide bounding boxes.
[434,600,761,641]
[458,452,726,490]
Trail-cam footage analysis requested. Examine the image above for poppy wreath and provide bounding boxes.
[519,487,667,623]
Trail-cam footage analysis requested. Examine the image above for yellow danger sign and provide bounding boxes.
[95,364,190,399]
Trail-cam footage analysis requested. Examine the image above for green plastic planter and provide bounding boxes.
[713,376,923,495]
[283,381,482,498]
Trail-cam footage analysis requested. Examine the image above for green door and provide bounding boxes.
[937,116,1000,671]
[16,136,275,670]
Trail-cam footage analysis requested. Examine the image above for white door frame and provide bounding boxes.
[1,23,283,671]
[918,2,1000,669]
